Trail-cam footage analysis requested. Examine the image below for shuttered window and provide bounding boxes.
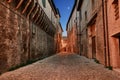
[42,0,46,8]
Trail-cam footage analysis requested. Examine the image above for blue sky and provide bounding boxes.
[53,0,74,36]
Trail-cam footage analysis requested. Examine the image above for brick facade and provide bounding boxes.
[66,0,79,53]
[77,0,120,69]
[0,0,56,73]
[77,0,107,66]
[107,0,120,68]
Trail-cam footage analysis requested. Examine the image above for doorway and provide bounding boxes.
[118,36,120,56]
[92,36,96,59]
[112,32,120,68]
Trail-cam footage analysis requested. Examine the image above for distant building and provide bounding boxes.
[66,0,79,53]
[61,36,68,52]
[55,22,63,53]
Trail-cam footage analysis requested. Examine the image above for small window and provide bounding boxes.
[85,11,87,21]
[42,0,46,8]
[32,24,36,35]
[92,0,95,10]
[81,44,83,52]
[80,10,82,21]
[74,17,77,23]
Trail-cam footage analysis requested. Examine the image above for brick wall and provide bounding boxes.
[79,0,106,65]
[107,0,120,68]
[0,1,55,73]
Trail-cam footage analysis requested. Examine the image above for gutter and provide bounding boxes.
[102,0,107,66]
[102,0,110,67]
[105,0,111,67]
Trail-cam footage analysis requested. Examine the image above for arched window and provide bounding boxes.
[42,0,46,8]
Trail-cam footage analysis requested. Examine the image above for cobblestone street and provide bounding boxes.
[0,53,120,80]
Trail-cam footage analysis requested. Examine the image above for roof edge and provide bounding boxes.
[66,0,77,30]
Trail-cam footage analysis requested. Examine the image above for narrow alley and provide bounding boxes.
[0,53,120,80]
[1,0,120,79]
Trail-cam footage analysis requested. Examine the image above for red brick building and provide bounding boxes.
[77,0,120,70]
[61,36,68,52]
[66,0,79,53]
[107,0,120,69]
[55,22,63,53]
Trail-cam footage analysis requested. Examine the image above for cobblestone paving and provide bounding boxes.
[0,53,120,80]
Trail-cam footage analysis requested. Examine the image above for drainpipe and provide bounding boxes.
[102,0,107,66]
[79,10,82,55]
[75,9,77,53]
[105,0,111,67]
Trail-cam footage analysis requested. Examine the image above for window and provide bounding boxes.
[112,0,119,20]
[81,44,83,52]
[80,10,82,21]
[85,11,87,21]
[42,0,46,8]
[32,24,36,35]
[92,0,95,10]
[74,17,77,23]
